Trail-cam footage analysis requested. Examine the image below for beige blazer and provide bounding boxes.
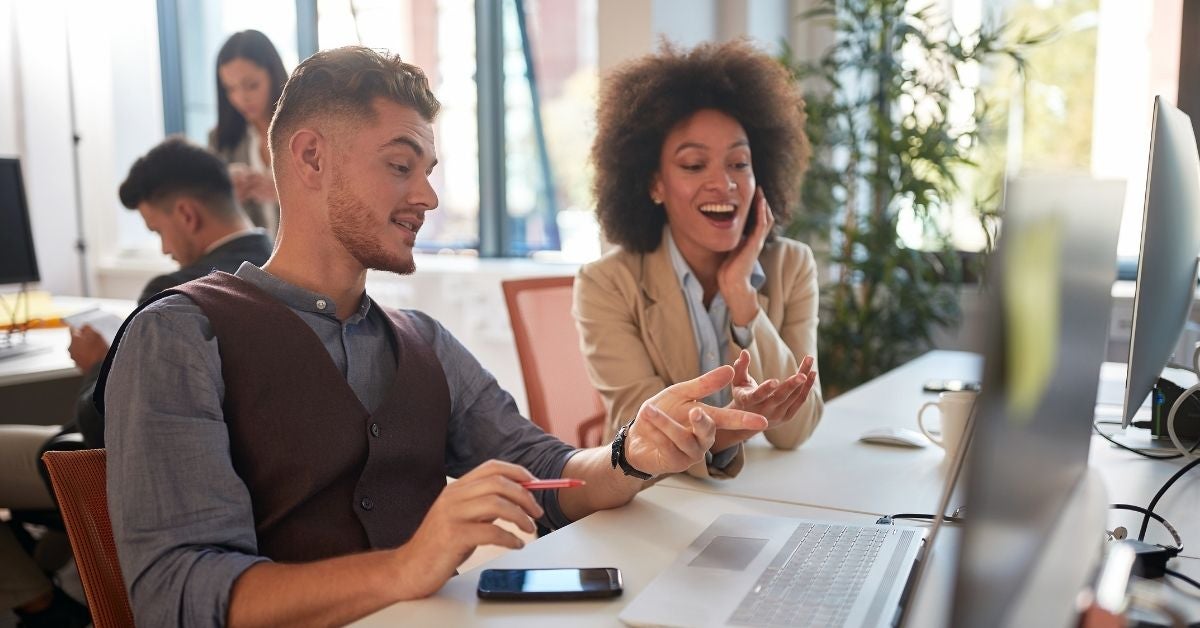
[573,232,825,479]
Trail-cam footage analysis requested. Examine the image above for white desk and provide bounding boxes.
[0,296,134,387]
[352,489,1198,627]
[0,296,134,425]
[350,486,961,628]
[658,352,1200,551]
[660,351,982,516]
[352,350,1200,626]
[0,328,76,387]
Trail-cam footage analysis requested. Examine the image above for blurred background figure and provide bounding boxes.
[208,29,288,238]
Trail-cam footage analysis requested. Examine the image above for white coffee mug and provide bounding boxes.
[917,391,978,459]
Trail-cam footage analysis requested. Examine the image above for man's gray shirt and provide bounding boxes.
[105,263,578,627]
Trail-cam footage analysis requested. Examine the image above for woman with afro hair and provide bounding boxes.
[574,39,823,479]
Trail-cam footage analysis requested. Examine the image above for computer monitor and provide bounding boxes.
[1121,97,1200,427]
[951,174,1124,627]
[0,157,40,285]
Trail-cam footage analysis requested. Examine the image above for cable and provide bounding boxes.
[1111,504,1183,553]
[1163,344,1200,461]
[1166,382,1200,461]
[876,513,964,525]
[1165,568,1200,592]
[1138,456,1200,542]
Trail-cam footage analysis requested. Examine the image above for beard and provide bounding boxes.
[328,168,415,276]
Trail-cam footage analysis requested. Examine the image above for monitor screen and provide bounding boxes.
[951,176,1123,627]
[0,158,39,285]
[1122,97,1200,426]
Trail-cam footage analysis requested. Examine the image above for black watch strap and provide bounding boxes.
[611,418,653,480]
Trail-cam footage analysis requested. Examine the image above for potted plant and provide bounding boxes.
[783,0,1045,396]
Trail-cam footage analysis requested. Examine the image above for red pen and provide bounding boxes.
[521,478,586,490]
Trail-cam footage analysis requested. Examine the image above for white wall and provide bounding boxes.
[2,0,164,296]
[11,2,83,294]
[0,0,19,156]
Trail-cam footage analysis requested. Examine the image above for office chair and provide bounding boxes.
[502,276,606,448]
[42,449,135,628]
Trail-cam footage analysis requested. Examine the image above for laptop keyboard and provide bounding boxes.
[728,522,888,627]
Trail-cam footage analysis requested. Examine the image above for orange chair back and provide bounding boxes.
[42,449,135,628]
[502,276,606,447]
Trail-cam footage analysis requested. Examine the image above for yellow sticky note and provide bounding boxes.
[0,291,68,328]
[1003,216,1062,421]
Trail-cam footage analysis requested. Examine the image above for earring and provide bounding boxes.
[651,195,662,205]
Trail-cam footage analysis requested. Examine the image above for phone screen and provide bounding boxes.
[477,568,622,600]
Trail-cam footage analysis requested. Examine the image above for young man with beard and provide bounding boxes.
[100,46,771,627]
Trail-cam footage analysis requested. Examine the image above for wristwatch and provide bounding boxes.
[611,418,653,480]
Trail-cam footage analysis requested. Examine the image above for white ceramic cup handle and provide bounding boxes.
[918,402,945,447]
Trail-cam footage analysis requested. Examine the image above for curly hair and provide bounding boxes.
[591,39,809,253]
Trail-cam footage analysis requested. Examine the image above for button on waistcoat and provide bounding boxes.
[172,272,451,562]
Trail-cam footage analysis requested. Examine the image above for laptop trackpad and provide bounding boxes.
[688,536,769,571]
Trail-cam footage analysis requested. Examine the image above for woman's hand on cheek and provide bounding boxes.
[718,186,773,326]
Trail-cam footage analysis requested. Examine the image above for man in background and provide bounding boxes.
[0,137,271,628]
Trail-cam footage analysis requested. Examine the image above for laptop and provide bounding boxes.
[619,400,976,628]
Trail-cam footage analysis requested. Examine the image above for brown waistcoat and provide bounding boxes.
[171,272,451,562]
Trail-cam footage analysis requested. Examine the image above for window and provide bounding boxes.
[909,0,1182,265]
[153,0,600,259]
[499,0,600,261]
[137,0,300,253]
[174,1,300,145]
[317,0,481,250]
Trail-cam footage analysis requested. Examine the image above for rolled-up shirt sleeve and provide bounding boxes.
[105,296,268,628]
[409,312,580,531]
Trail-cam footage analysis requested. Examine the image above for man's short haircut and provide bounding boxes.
[268,46,441,161]
[118,137,238,218]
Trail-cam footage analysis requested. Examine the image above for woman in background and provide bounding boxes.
[574,39,823,479]
[209,29,287,237]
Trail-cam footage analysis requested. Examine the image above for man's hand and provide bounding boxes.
[711,350,817,452]
[623,365,768,476]
[393,460,542,599]
[68,325,109,372]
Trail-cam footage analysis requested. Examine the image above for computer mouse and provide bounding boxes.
[858,427,930,448]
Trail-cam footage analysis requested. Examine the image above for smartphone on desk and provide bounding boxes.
[923,378,980,393]
[477,567,623,600]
